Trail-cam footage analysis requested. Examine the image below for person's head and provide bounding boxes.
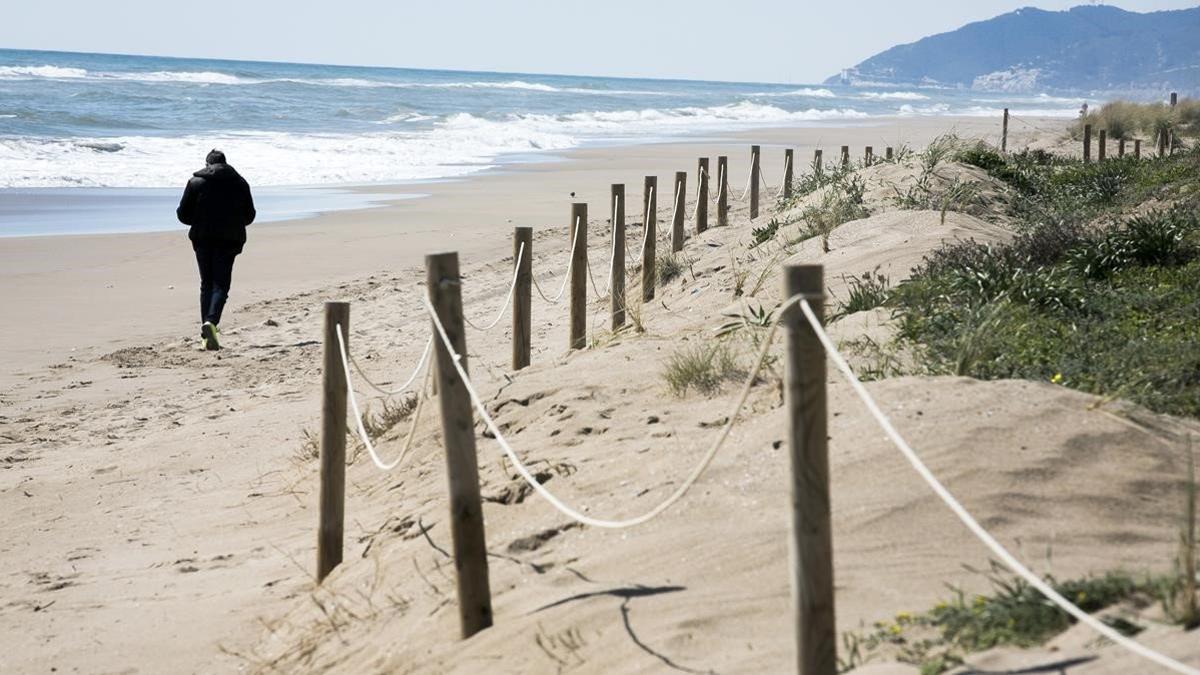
[205,149,227,166]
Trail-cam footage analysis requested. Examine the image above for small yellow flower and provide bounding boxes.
[1076,591,1087,603]
[1050,373,1063,384]
[973,595,987,608]
[888,623,903,636]
[895,611,913,624]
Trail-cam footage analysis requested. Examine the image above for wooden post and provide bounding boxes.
[512,227,532,370]
[671,171,687,252]
[1083,124,1092,163]
[750,145,761,220]
[426,251,493,639]
[814,149,823,175]
[569,203,587,350]
[885,147,894,161]
[317,301,349,583]
[716,157,729,228]
[840,145,849,168]
[1001,108,1009,153]
[1169,92,1178,154]
[696,158,709,234]
[610,185,626,331]
[1098,129,1107,161]
[1159,129,1168,158]
[864,146,873,165]
[642,176,657,302]
[783,149,794,199]
[783,264,836,675]
[1135,139,1142,159]
[1118,138,1126,158]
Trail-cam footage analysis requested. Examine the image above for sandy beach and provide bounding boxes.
[3,114,1198,674]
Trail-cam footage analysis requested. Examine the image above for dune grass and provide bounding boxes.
[839,564,1165,674]
[888,144,1200,417]
[1071,98,1200,141]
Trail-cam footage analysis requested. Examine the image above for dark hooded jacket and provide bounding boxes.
[176,163,256,252]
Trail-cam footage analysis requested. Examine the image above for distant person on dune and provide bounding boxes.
[176,149,256,351]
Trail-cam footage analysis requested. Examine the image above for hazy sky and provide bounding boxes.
[2,1,1196,83]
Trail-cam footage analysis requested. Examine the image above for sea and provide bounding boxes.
[0,48,1081,237]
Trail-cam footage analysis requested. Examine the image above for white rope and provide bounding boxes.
[774,154,792,199]
[421,293,796,529]
[794,298,1200,675]
[532,216,581,304]
[349,337,432,397]
[736,169,753,203]
[668,177,684,248]
[758,162,771,192]
[632,186,655,266]
[336,324,430,472]
[463,242,525,332]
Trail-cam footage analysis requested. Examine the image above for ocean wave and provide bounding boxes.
[0,123,578,189]
[750,88,837,98]
[0,65,89,79]
[859,91,929,100]
[0,65,661,95]
[0,101,873,189]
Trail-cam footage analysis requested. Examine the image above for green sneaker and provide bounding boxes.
[201,322,221,351]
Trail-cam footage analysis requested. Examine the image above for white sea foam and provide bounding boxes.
[0,65,89,79]
[750,88,837,98]
[0,101,871,189]
[858,91,929,100]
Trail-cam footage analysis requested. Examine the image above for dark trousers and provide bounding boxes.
[194,243,239,329]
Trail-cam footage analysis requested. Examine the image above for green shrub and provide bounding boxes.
[831,270,890,320]
[750,218,782,247]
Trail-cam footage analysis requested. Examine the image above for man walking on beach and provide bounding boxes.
[176,150,255,351]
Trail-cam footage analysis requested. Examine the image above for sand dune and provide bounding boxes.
[2,117,1196,674]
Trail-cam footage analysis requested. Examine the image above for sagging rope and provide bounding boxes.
[735,169,753,203]
[532,216,582,304]
[421,292,801,529]
[774,154,792,199]
[794,298,1200,675]
[631,186,655,267]
[349,337,432,397]
[335,324,430,471]
[464,242,526,331]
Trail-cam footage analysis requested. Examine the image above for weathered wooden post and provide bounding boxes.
[1170,92,1178,154]
[1083,124,1092,163]
[814,149,823,175]
[783,149,794,199]
[696,158,709,233]
[642,176,657,302]
[569,203,587,350]
[783,264,835,675]
[885,147,894,161]
[864,146,873,165]
[671,171,687,252]
[317,301,349,583]
[610,185,626,331]
[512,227,532,370]
[716,156,729,228]
[1001,108,1009,153]
[840,145,849,168]
[426,252,493,639]
[1118,138,1126,158]
[750,145,761,220]
[1135,139,1142,159]
[1158,129,1168,158]
[1098,129,1107,161]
